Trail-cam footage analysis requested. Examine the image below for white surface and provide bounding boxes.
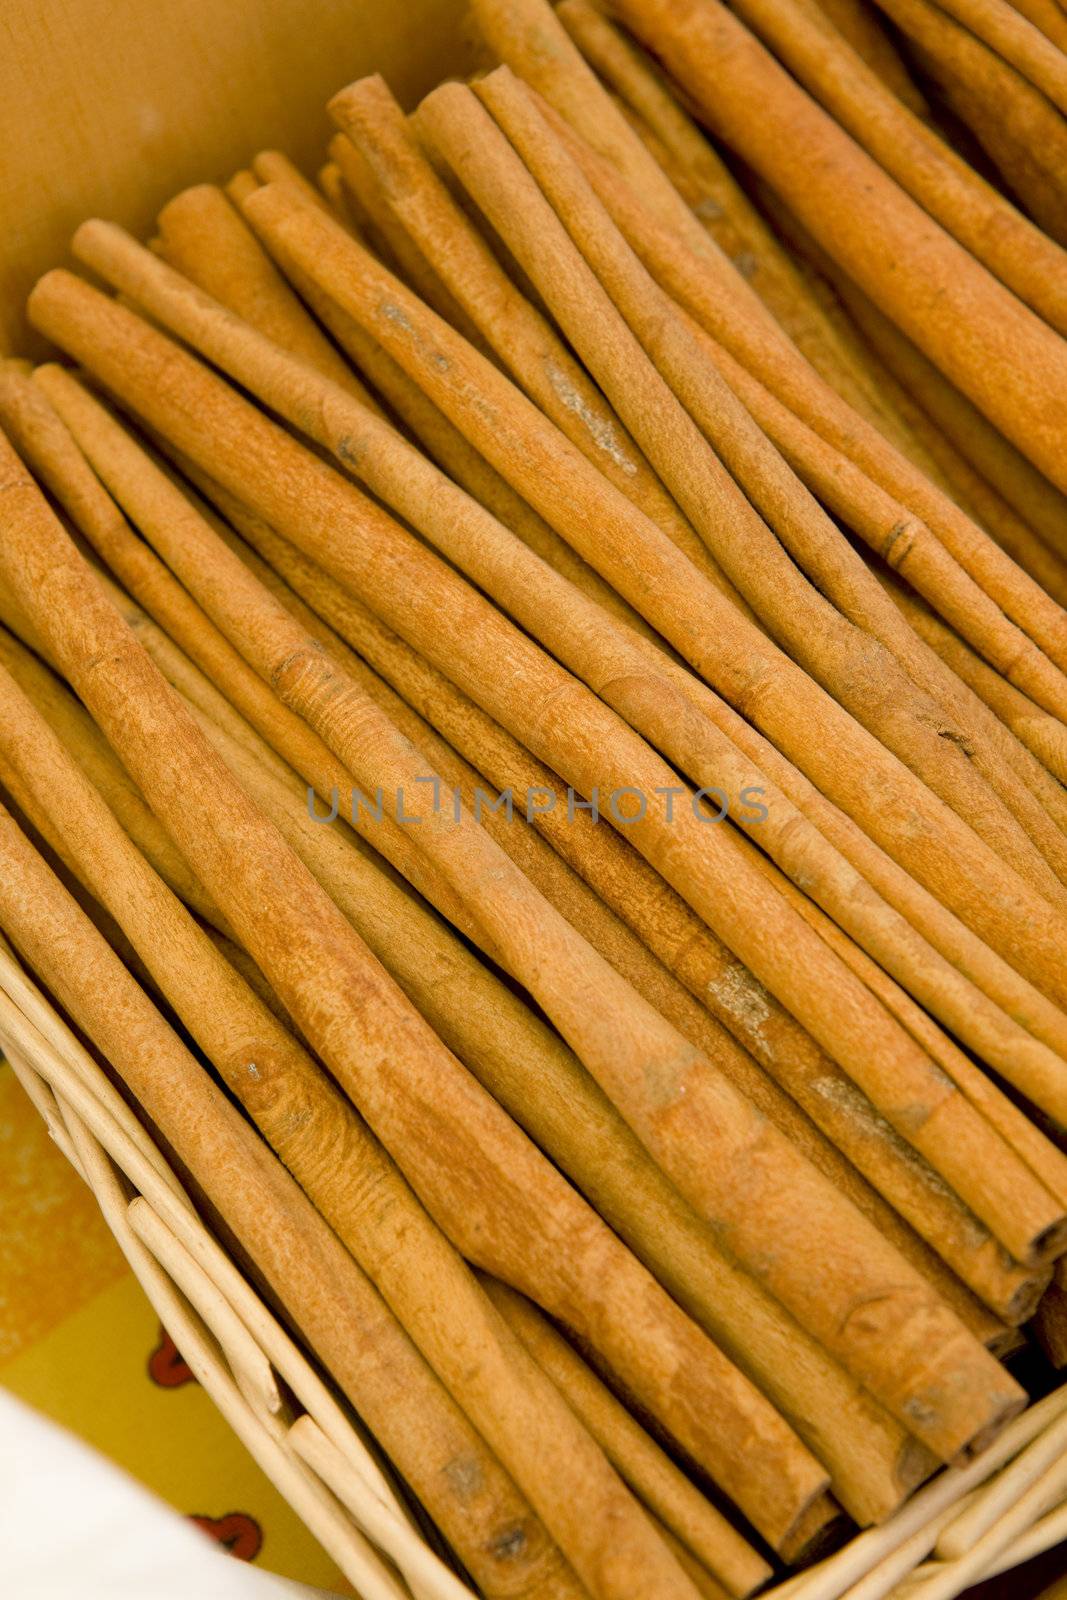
[0,1387,340,1598]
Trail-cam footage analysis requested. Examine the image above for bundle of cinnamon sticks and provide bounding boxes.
[3,1,1067,1594]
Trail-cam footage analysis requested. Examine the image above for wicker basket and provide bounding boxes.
[2,932,1066,1600]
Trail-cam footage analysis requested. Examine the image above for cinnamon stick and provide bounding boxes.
[0,419,837,1555]
[0,654,675,1600]
[870,0,1067,239]
[552,0,926,432]
[157,184,379,406]
[544,106,1067,715]
[607,0,1067,491]
[0,607,219,929]
[316,160,358,230]
[469,0,908,437]
[173,720,787,1580]
[652,639,1067,1123]
[662,315,1067,860]
[0,782,584,1600]
[747,175,1067,621]
[146,189,1067,884]
[203,184,1067,1015]
[829,283,1067,594]
[637,233,1067,886]
[249,150,333,212]
[810,0,932,110]
[201,694,944,1533]
[167,175,660,643]
[882,579,1067,789]
[43,248,1067,1247]
[27,275,1043,1465]
[921,0,1067,113]
[54,243,1067,1241]
[757,854,1067,1212]
[198,463,1050,1314]
[324,135,491,349]
[1010,0,1067,50]
[327,78,743,608]
[481,1279,783,1574]
[726,0,1067,338]
[186,487,1027,1330]
[78,310,1059,1294]
[1034,1283,1067,1369]
[0,359,463,929]
[445,69,1067,869]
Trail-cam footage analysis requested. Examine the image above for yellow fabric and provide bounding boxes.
[0,1060,351,1593]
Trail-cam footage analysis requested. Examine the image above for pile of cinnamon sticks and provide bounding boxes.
[3,0,1067,1594]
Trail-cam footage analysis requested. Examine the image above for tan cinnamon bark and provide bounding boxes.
[472,0,931,498]
[529,0,899,430]
[482,1279,804,1570]
[42,247,1067,1247]
[129,187,1067,886]
[882,578,1067,789]
[830,284,1067,596]
[249,150,332,212]
[325,133,491,349]
[157,185,379,406]
[194,460,1050,1319]
[327,77,742,608]
[450,68,1067,873]
[470,0,909,438]
[727,0,1067,338]
[607,0,1067,492]
[635,637,1067,1124]
[1008,0,1067,50]
[469,0,731,252]
[197,187,1067,1014]
[484,1278,850,1574]
[666,318,1067,857]
[183,486,1027,1331]
[0,609,219,928]
[343,151,494,350]
[1014,0,1067,48]
[811,0,932,110]
[544,110,1067,714]
[178,719,817,1568]
[62,315,1055,1273]
[49,243,1067,1235]
[871,0,1067,243]
[0,361,465,928]
[189,635,989,1352]
[178,487,770,1076]
[750,187,1067,620]
[888,366,1066,572]
[20,287,1029,1463]
[642,125,938,473]
[0,658,698,1600]
[316,160,358,229]
[163,173,662,643]
[223,494,1045,1300]
[756,854,1067,1212]
[113,567,482,944]
[923,0,1067,112]
[0,791,589,1600]
[0,417,836,1555]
